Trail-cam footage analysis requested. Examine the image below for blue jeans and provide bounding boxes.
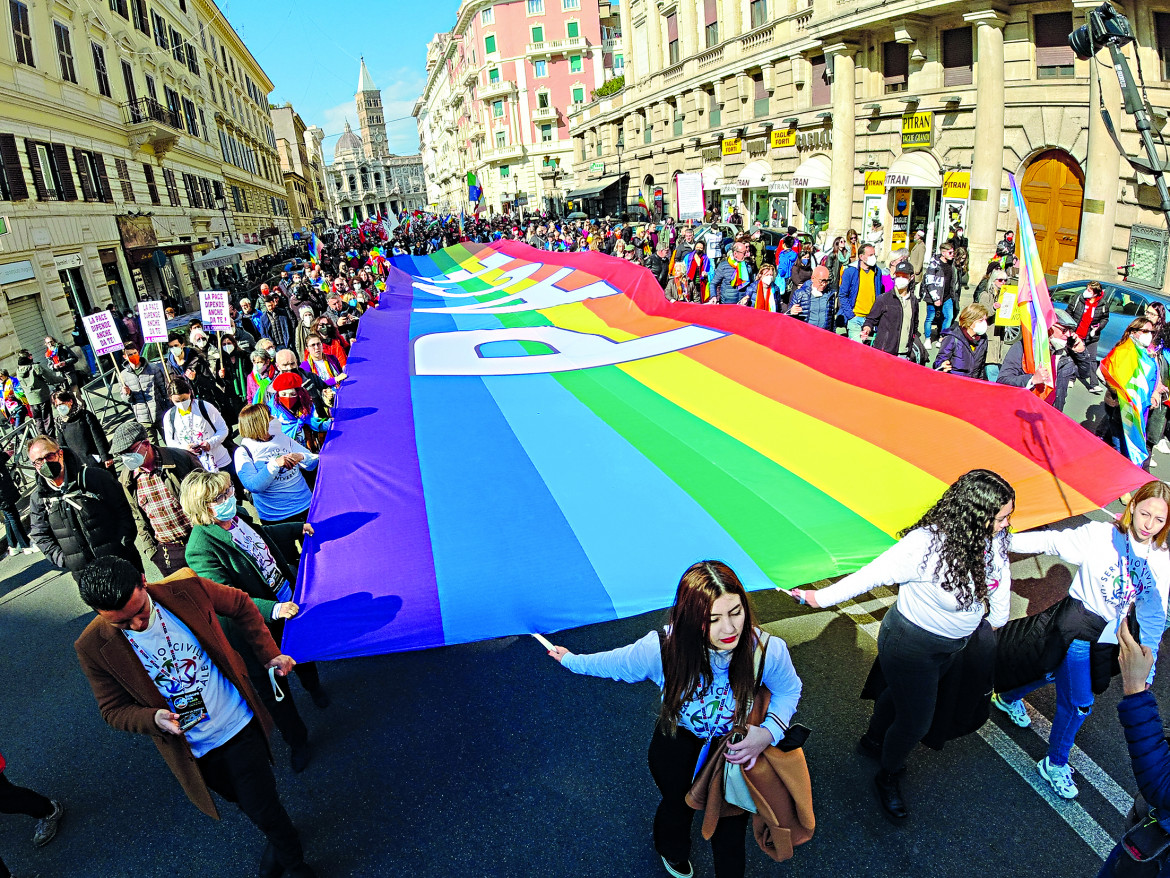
[924,299,954,338]
[1000,639,1094,766]
[846,314,867,341]
[1,505,28,550]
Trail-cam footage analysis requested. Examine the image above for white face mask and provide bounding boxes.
[223,344,235,354]
[973,321,988,336]
[1137,332,1154,348]
[894,277,910,291]
[865,255,877,267]
[1050,336,1067,351]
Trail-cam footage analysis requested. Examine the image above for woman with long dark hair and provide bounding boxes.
[789,470,1015,819]
[992,481,1170,800]
[548,561,802,878]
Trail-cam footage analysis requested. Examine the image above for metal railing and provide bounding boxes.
[122,97,184,130]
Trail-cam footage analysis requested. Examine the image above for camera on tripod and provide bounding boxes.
[1069,2,1134,59]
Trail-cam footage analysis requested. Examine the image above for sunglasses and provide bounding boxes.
[30,449,60,467]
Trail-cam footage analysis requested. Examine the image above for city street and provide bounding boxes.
[0,381,1149,878]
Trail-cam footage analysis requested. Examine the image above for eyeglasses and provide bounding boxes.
[208,486,235,506]
[30,449,60,467]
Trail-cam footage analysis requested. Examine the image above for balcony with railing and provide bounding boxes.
[482,143,524,164]
[531,105,558,123]
[122,97,182,158]
[479,79,517,102]
[525,36,587,58]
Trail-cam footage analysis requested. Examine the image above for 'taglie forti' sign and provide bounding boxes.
[901,112,933,148]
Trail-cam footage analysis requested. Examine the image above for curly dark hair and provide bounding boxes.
[899,469,1016,611]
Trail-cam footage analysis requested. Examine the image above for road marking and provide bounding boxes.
[828,591,1118,859]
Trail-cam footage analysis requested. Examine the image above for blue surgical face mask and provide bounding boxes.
[211,496,236,522]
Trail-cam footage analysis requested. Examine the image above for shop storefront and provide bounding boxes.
[885,150,944,254]
[735,161,771,226]
[791,154,831,237]
[719,185,738,222]
[701,164,722,218]
[767,181,790,229]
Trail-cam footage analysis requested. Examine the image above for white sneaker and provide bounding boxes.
[992,693,1031,727]
[924,338,932,350]
[21,547,35,555]
[1156,439,1170,454]
[1038,757,1078,799]
[1152,457,1159,468]
[1088,385,1105,394]
[7,547,18,557]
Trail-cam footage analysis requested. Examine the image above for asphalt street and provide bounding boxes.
[0,376,1154,878]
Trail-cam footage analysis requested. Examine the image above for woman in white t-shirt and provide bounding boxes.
[992,480,1170,801]
[162,377,231,472]
[789,469,1016,820]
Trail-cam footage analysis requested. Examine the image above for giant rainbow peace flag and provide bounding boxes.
[282,242,1148,661]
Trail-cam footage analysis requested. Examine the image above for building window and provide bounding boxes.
[151,11,168,49]
[753,72,768,118]
[942,27,973,87]
[488,67,500,85]
[1035,12,1075,77]
[666,13,679,65]
[750,0,767,30]
[114,157,134,202]
[131,0,148,34]
[537,91,550,108]
[526,0,543,13]
[481,6,493,24]
[810,55,830,107]
[145,73,156,102]
[162,167,180,205]
[534,59,548,77]
[26,141,68,200]
[182,97,199,136]
[91,43,110,97]
[10,1,31,67]
[707,89,721,127]
[1158,13,1170,80]
[121,60,135,101]
[644,111,652,143]
[883,41,908,93]
[142,163,159,204]
[54,22,77,83]
[614,53,624,70]
[541,123,552,142]
[75,150,108,202]
[595,138,602,157]
[485,34,496,55]
[563,0,579,8]
[164,86,181,121]
[704,0,718,48]
[501,164,510,178]
[570,54,582,73]
[531,25,544,43]
[566,20,579,38]
[109,0,128,18]
[199,108,208,140]
[170,28,184,63]
[492,99,504,118]
[496,131,505,148]
[572,85,584,103]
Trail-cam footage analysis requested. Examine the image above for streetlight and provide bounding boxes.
[214,194,234,246]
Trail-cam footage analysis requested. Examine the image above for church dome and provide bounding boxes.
[334,120,363,160]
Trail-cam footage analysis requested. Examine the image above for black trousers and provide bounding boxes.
[0,772,52,818]
[197,720,304,870]
[867,603,968,773]
[647,726,749,878]
[221,616,309,748]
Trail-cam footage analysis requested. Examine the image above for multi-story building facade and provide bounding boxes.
[271,103,321,237]
[0,0,289,364]
[414,0,623,215]
[569,0,1170,294]
[304,125,329,227]
[325,60,428,223]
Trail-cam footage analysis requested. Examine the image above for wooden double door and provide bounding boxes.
[1020,150,1085,280]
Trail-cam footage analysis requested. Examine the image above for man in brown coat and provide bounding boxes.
[74,558,315,878]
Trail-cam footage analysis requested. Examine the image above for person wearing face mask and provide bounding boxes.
[993,481,1170,800]
[744,265,782,311]
[548,562,804,878]
[787,265,835,331]
[933,304,992,379]
[42,336,79,391]
[235,298,260,340]
[312,317,350,368]
[789,247,813,292]
[206,333,248,425]
[294,306,317,360]
[820,236,850,295]
[26,436,142,580]
[324,294,358,343]
[921,242,959,349]
[118,345,169,445]
[860,260,921,360]
[187,321,211,354]
[246,349,277,406]
[268,372,332,449]
[1099,317,1166,467]
[996,310,1091,412]
[16,349,61,436]
[233,404,318,527]
[162,377,231,475]
[109,421,201,576]
[975,269,1010,382]
[838,244,884,341]
[180,470,327,774]
[48,390,112,468]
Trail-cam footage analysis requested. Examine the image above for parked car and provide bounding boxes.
[1050,279,1170,352]
[757,228,815,265]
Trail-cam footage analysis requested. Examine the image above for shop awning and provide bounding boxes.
[886,151,943,188]
[735,161,771,188]
[566,176,622,199]
[791,155,831,189]
[702,164,722,191]
[192,243,262,271]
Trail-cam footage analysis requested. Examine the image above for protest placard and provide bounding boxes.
[138,300,168,343]
[82,311,124,356]
[199,290,232,331]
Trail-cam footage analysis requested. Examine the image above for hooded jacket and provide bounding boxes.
[15,361,57,406]
[933,325,988,378]
[119,360,168,425]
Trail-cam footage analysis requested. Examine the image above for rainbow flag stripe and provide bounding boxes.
[1102,337,1160,465]
[282,242,1147,661]
[1008,173,1056,378]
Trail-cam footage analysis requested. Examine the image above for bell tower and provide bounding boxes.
[356,57,388,160]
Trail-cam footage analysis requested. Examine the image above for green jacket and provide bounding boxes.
[184,516,299,622]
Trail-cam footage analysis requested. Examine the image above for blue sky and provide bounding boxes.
[219,1,462,157]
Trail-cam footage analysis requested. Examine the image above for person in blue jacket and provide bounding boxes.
[837,244,885,340]
[1099,614,1170,877]
[787,265,835,330]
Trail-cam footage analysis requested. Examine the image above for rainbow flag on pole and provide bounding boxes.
[308,232,322,266]
[637,189,650,214]
[1008,173,1057,384]
[1102,337,1160,465]
[282,242,1147,661]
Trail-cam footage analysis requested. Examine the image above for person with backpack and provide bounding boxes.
[161,377,231,474]
[547,561,804,878]
[49,390,112,469]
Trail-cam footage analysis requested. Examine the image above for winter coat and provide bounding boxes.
[975,282,1008,366]
[994,595,1113,695]
[922,254,959,306]
[774,249,798,283]
[787,280,835,331]
[789,257,813,291]
[253,310,293,348]
[52,406,111,463]
[1066,292,1109,344]
[712,258,754,305]
[28,448,140,574]
[863,291,920,355]
[184,515,300,622]
[1115,691,1170,846]
[43,344,77,381]
[120,446,202,553]
[0,451,21,506]
[16,362,58,406]
[119,361,168,426]
[934,326,988,378]
[996,339,1092,412]
[837,262,886,321]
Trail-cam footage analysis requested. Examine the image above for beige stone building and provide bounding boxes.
[569,0,1170,294]
[271,103,324,237]
[0,0,288,366]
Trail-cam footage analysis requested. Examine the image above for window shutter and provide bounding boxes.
[115,157,134,202]
[73,147,95,200]
[704,0,717,26]
[52,144,77,200]
[667,13,678,44]
[810,56,830,106]
[93,153,111,202]
[883,41,909,84]
[754,73,766,100]
[942,27,973,86]
[1035,12,1075,66]
[0,135,28,200]
[143,163,159,204]
[1157,13,1170,52]
[25,140,48,199]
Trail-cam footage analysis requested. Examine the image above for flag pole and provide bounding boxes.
[531,632,555,652]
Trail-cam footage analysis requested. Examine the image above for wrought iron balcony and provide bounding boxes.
[122,97,182,159]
